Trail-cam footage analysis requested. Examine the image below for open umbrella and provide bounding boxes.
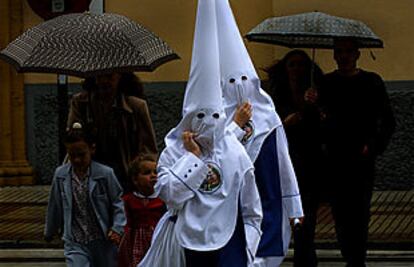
[0,12,179,77]
[0,11,179,161]
[246,11,383,87]
[245,11,383,49]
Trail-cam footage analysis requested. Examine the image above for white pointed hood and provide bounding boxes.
[216,0,281,161]
[182,0,222,116]
[165,0,225,154]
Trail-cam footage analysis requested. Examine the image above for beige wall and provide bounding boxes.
[21,0,413,83]
[271,0,414,81]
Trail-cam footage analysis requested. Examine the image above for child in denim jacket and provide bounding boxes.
[44,123,126,267]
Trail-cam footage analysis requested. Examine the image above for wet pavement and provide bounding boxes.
[0,249,412,266]
[1,186,412,248]
[0,186,413,266]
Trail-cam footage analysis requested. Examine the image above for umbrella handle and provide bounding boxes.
[310,48,316,89]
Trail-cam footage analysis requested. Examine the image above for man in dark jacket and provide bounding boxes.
[67,72,158,191]
[318,38,395,267]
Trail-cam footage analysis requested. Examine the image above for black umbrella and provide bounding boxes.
[0,12,179,77]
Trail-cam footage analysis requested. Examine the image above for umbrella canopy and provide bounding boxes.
[0,12,179,77]
[246,11,383,49]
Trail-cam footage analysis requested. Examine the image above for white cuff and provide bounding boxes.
[244,223,262,264]
[282,194,304,218]
[228,121,246,141]
[170,152,209,191]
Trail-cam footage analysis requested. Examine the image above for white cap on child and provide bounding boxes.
[72,122,82,129]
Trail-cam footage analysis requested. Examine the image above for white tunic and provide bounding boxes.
[156,131,263,255]
[229,121,303,267]
[228,120,303,219]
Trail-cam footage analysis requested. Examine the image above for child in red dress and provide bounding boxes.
[118,154,165,267]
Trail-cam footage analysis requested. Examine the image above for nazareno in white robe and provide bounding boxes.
[139,122,263,267]
[139,0,262,266]
[215,0,303,266]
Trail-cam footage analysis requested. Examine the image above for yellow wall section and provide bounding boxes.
[21,0,414,83]
[23,0,274,83]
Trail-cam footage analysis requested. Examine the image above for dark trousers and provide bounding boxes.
[293,193,319,267]
[64,239,117,267]
[292,155,326,267]
[331,187,372,267]
[328,156,375,267]
[185,249,220,267]
[294,155,374,267]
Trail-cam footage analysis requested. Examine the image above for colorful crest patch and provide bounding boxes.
[241,120,255,144]
[199,162,222,193]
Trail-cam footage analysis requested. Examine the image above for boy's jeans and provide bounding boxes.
[64,239,117,267]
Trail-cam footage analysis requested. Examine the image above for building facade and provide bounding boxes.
[1,0,413,186]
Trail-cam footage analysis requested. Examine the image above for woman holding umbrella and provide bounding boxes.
[266,49,325,267]
[0,12,179,191]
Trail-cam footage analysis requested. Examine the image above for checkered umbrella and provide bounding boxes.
[0,12,179,77]
[246,11,383,49]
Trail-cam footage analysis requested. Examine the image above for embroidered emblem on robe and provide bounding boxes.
[199,162,222,193]
[241,120,255,144]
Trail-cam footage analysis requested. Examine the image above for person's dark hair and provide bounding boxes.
[82,72,144,98]
[64,122,96,146]
[118,72,144,98]
[128,153,158,179]
[333,37,360,50]
[265,49,323,105]
[82,76,98,92]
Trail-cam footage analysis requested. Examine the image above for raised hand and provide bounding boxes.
[182,131,202,157]
[304,87,318,104]
[234,102,252,127]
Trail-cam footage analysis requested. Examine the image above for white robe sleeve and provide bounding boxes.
[240,168,263,264]
[276,126,304,218]
[156,152,209,210]
[227,121,246,141]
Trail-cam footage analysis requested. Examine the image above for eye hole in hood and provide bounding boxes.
[197,112,206,119]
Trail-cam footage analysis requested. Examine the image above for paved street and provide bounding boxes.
[1,187,412,247]
[2,262,413,267]
[280,250,414,266]
[0,264,64,267]
[281,263,414,266]
[1,262,413,267]
[0,249,412,267]
[0,187,412,266]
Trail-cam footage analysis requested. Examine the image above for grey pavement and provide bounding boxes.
[0,249,413,267]
[0,186,413,266]
[280,249,414,266]
[1,187,412,248]
[1,262,413,267]
[0,264,65,267]
[281,263,414,267]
